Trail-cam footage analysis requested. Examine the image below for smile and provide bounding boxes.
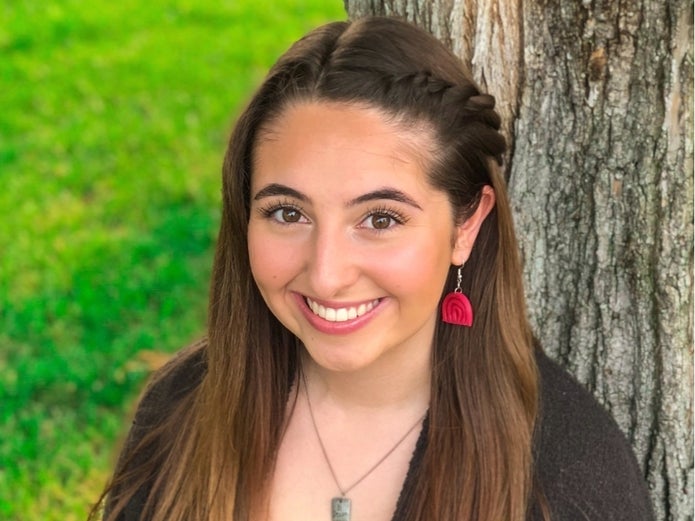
[305,297,380,322]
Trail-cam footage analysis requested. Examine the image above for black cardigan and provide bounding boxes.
[109,346,654,520]
[393,352,655,520]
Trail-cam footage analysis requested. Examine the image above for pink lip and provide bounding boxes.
[292,292,384,335]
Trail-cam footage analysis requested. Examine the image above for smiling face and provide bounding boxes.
[247,101,474,375]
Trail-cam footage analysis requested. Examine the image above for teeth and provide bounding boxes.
[306,298,380,322]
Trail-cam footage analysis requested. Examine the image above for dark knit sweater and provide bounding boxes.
[110,346,654,520]
[393,352,655,520]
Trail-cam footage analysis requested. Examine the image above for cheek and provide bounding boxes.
[248,228,278,289]
[248,228,303,290]
[369,237,452,298]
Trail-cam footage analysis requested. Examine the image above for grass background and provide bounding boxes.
[0,1,345,519]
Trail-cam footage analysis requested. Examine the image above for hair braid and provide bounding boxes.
[385,71,505,166]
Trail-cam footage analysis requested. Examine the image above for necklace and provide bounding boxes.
[301,370,426,521]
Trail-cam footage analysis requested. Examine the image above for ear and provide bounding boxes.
[451,185,496,265]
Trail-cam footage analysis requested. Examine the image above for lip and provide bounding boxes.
[293,292,384,335]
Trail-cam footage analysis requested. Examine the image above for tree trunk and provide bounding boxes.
[344,1,693,520]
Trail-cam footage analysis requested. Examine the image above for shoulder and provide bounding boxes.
[105,340,207,520]
[533,351,654,521]
[131,339,207,429]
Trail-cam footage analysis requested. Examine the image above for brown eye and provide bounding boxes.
[369,213,393,229]
[264,205,307,224]
[281,208,301,222]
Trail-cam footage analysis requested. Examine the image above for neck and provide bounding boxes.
[299,343,431,414]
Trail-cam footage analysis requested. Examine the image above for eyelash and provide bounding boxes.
[257,199,307,224]
[256,201,409,230]
[360,206,409,231]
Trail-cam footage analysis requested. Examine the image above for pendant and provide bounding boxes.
[331,496,351,521]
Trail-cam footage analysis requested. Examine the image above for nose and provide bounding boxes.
[306,225,359,298]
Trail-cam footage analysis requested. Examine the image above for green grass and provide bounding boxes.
[0,1,346,518]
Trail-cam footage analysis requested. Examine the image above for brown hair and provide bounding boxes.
[92,16,540,521]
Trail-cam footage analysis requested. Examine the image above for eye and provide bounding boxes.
[360,209,407,230]
[259,203,309,224]
[366,213,394,229]
[273,207,304,223]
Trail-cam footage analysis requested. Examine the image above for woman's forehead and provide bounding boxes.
[251,100,438,186]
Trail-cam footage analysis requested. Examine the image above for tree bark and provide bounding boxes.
[344,1,693,519]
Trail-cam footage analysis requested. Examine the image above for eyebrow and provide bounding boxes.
[253,183,307,202]
[347,189,422,210]
[253,183,422,210]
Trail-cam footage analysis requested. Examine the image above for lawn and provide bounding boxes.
[0,1,345,519]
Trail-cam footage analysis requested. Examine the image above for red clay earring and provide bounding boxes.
[441,265,473,326]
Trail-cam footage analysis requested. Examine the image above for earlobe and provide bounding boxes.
[451,185,496,265]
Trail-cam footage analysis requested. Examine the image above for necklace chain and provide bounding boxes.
[301,369,426,497]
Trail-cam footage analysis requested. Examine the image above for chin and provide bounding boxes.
[301,344,376,374]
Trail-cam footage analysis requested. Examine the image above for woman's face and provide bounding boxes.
[248,101,475,374]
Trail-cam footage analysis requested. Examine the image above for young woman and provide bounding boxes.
[93,16,654,521]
